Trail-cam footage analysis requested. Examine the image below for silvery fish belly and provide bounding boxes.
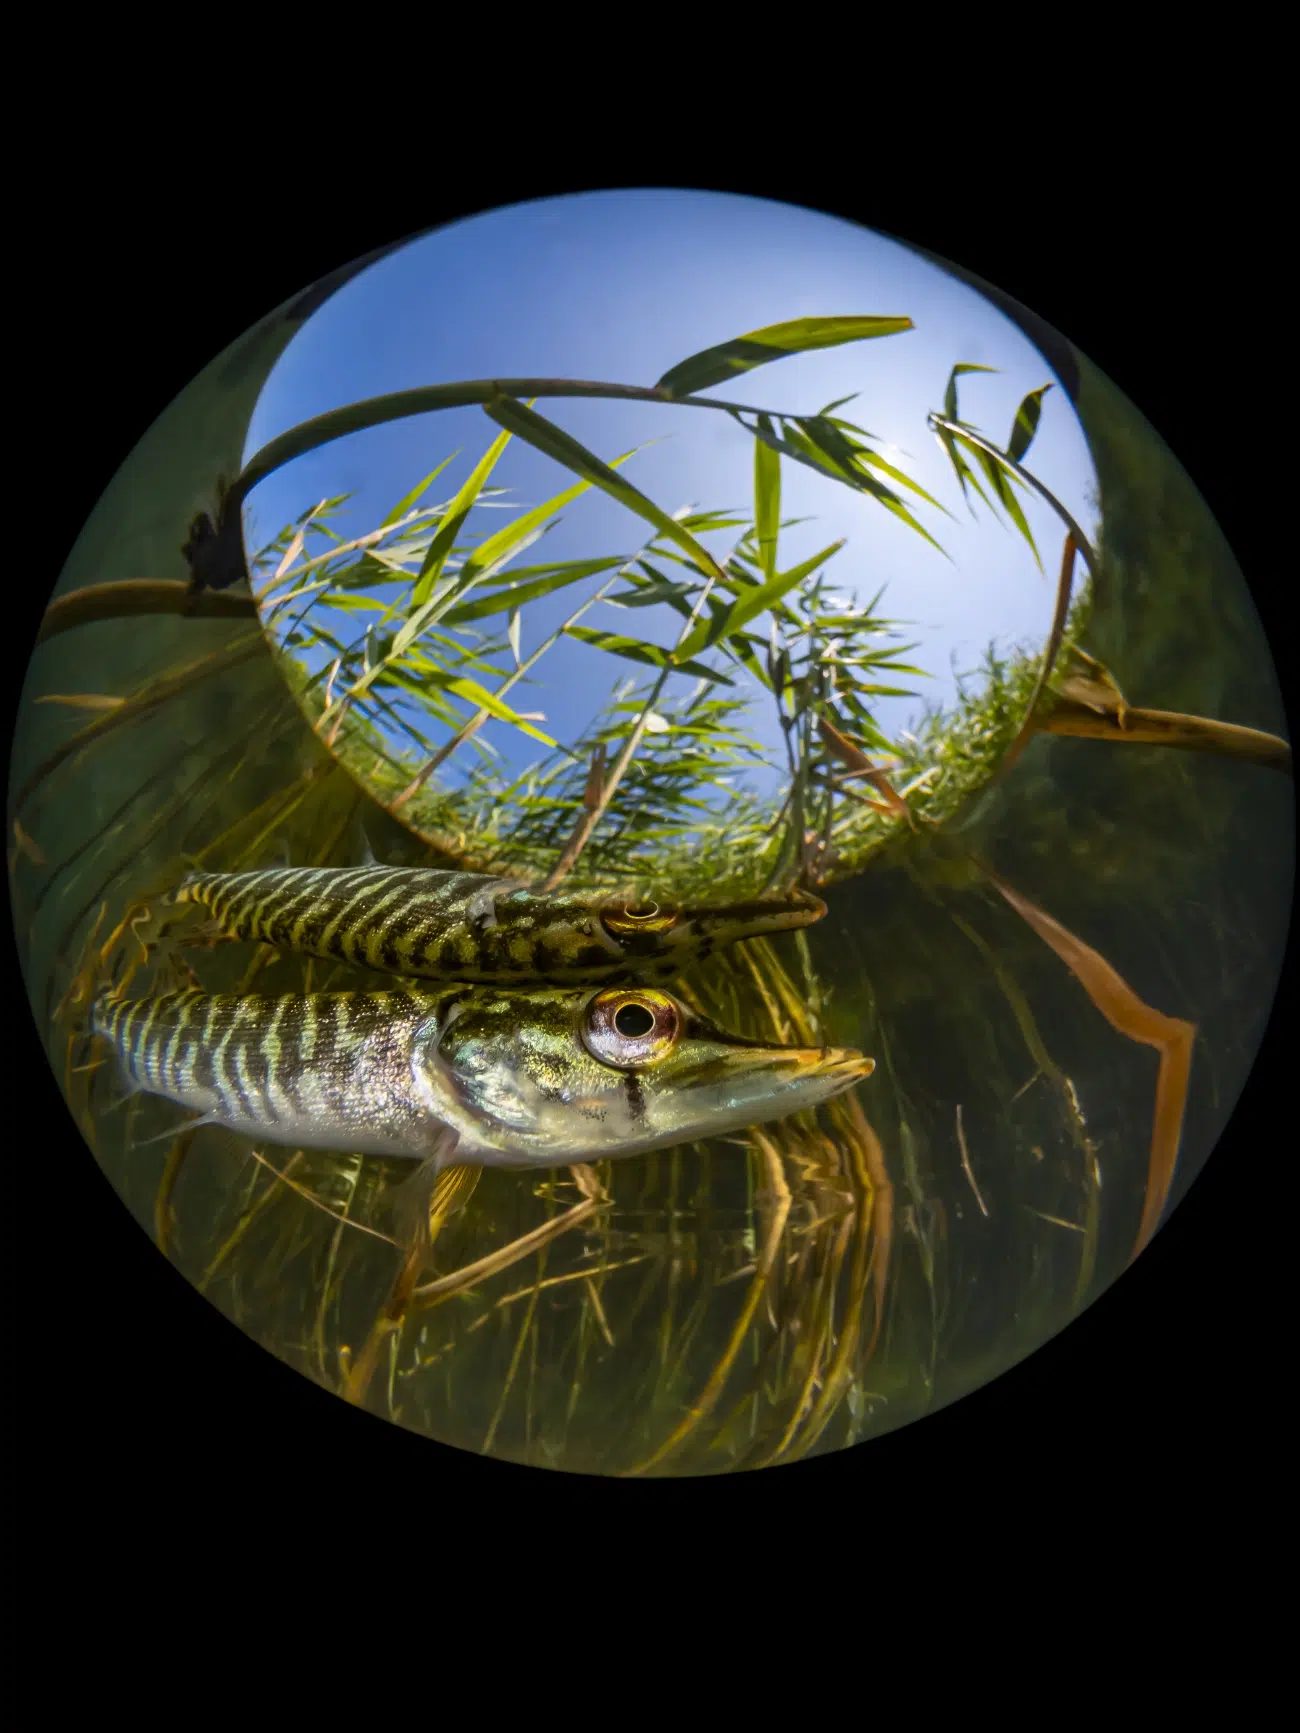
[90,983,874,1168]
[172,865,826,984]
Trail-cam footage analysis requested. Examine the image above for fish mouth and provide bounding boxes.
[663,1039,873,1147]
[809,1046,876,1082]
[749,1044,874,1083]
[681,887,828,939]
[703,1041,875,1098]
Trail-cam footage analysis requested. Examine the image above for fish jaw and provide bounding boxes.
[629,1040,873,1154]
[666,887,827,959]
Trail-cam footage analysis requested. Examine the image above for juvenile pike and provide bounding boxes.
[90,983,872,1168]
[172,866,825,984]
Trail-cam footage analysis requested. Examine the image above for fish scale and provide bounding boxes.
[92,985,465,1157]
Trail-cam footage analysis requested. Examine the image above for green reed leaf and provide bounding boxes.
[380,454,459,528]
[756,416,948,558]
[1007,384,1053,463]
[676,539,844,661]
[411,427,515,607]
[656,315,913,398]
[754,423,781,586]
[442,556,625,624]
[956,433,1043,570]
[565,625,734,685]
[484,396,726,580]
[942,362,998,424]
[933,421,995,513]
[438,676,555,745]
[606,577,698,609]
[452,446,639,602]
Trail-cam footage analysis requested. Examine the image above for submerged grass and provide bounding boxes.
[17,560,1251,1471]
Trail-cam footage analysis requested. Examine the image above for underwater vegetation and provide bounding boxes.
[10,203,1292,1476]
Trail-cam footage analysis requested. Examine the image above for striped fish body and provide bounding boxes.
[89,979,874,1169]
[172,865,825,984]
[91,986,459,1159]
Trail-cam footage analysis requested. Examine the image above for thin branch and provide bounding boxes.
[995,532,1079,780]
[955,1104,989,1217]
[817,717,913,824]
[37,581,257,644]
[232,379,807,511]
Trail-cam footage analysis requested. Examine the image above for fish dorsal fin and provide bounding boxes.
[350,814,386,868]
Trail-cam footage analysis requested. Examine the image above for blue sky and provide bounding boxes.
[242,189,1099,788]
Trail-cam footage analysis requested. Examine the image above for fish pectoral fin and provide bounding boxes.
[386,1127,464,1265]
[463,880,510,930]
[129,1108,226,1148]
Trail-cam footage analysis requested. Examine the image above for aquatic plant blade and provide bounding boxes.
[1007,384,1053,463]
[752,416,948,558]
[411,426,515,606]
[442,557,625,624]
[484,396,726,579]
[656,315,913,398]
[454,447,640,597]
[754,425,781,586]
[942,361,997,424]
[957,435,1043,570]
[677,540,844,661]
[380,453,458,528]
[565,625,734,684]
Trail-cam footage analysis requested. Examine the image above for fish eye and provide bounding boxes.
[613,1001,654,1037]
[582,989,682,1069]
[601,899,680,939]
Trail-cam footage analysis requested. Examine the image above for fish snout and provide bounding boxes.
[811,1044,876,1082]
[682,888,829,944]
[722,1040,874,1088]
